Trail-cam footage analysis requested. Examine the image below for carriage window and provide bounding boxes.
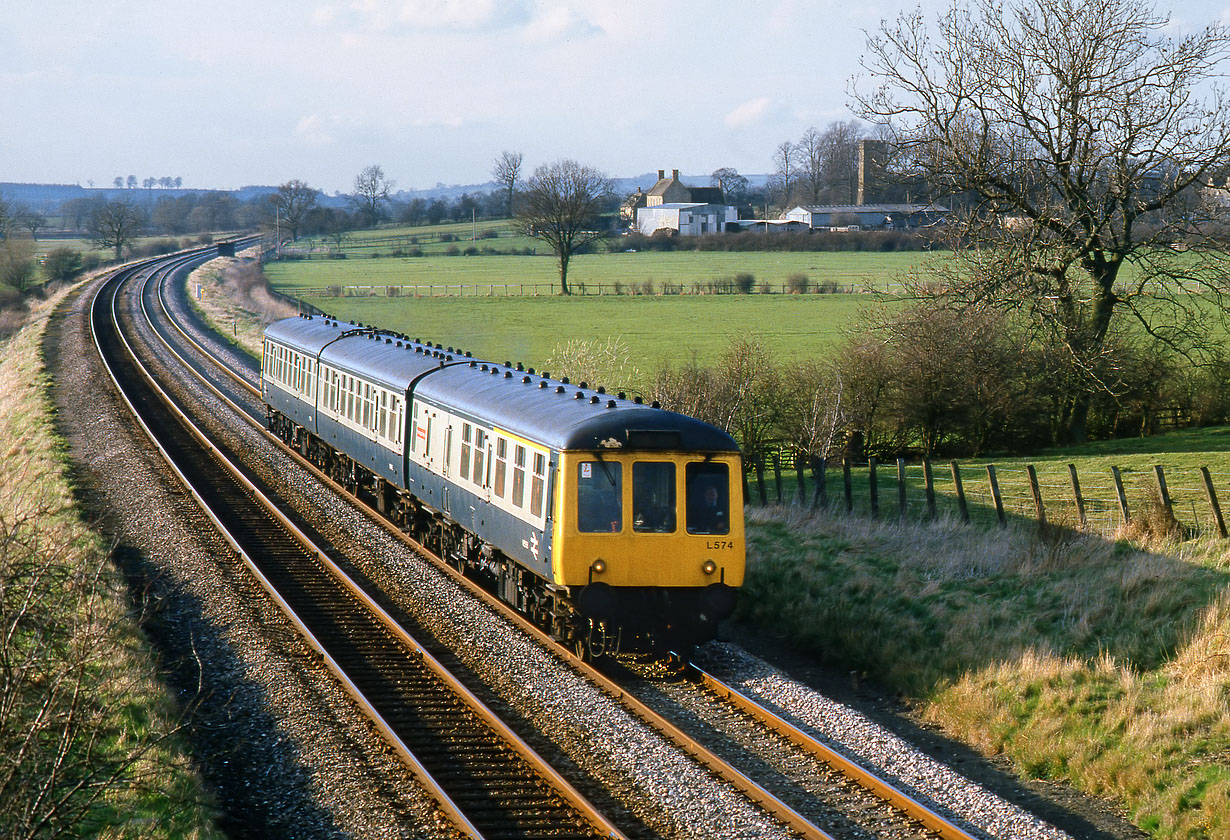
[379,391,389,440]
[530,452,546,517]
[633,462,676,533]
[686,462,730,535]
[473,430,486,487]
[577,460,621,533]
[494,439,507,498]
[460,424,472,480]
[512,445,526,506]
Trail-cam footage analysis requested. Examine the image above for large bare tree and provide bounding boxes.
[516,159,610,295]
[89,199,144,262]
[491,150,523,218]
[351,164,395,227]
[272,179,319,242]
[853,0,1230,441]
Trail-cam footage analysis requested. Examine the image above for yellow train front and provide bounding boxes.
[553,442,744,657]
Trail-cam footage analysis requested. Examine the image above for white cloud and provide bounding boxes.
[522,6,603,42]
[319,0,534,32]
[295,114,336,145]
[725,97,772,130]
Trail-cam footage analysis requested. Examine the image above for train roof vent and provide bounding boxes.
[597,386,606,394]
[556,385,565,393]
[504,371,513,378]
[575,391,584,399]
[561,377,569,384]
[522,376,531,384]
[607,400,617,409]
[539,381,548,389]
[590,395,600,404]
[634,396,644,404]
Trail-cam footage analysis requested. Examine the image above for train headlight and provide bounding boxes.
[590,559,607,574]
[701,559,717,575]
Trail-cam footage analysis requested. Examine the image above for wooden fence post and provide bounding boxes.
[1154,465,1174,518]
[951,461,969,524]
[1068,463,1087,530]
[868,457,879,518]
[795,455,807,505]
[843,458,853,513]
[1111,466,1131,526]
[897,458,908,519]
[755,459,767,506]
[772,453,784,504]
[812,456,828,511]
[986,464,1006,527]
[923,459,936,521]
[742,467,750,509]
[1027,465,1046,526]
[1200,466,1228,538]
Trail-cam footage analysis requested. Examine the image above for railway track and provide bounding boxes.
[90,252,625,840]
[96,245,1064,840]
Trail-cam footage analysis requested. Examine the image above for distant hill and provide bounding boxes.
[3,171,771,212]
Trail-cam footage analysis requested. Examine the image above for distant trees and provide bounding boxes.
[491,151,523,218]
[516,159,611,295]
[272,179,319,242]
[768,141,799,208]
[351,164,395,227]
[89,199,144,261]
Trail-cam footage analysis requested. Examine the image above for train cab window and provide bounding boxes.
[512,445,526,506]
[530,452,546,517]
[633,462,676,533]
[686,462,730,535]
[460,424,472,480]
[577,460,622,533]
[493,439,508,498]
[473,430,487,487]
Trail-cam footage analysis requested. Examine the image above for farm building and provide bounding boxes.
[636,202,739,236]
[782,203,949,230]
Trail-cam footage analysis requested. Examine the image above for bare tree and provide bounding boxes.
[13,205,47,240]
[796,128,825,205]
[516,159,610,295]
[853,0,1230,441]
[491,150,523,218]
[351,164,395,227]
[272,179,319,242]
[767,141,799,210]
[89,199,144,261]
[818,121,863,204]
[710,167,750,205]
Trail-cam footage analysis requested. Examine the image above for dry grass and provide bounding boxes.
[188,252,296,359]
[0,287,222,836]
[741,505,1230,837]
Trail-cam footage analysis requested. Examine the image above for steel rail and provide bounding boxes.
[96,257,627,840]
[688,663,981,840]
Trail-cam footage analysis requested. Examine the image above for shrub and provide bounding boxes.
[787,272,810,294]
[735,272,755,294]
[42,248,83,284]
[445,245,460,256]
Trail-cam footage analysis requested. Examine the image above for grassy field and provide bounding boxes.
[266,248,931,295]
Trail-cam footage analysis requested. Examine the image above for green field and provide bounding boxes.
[266,248,931,295]
[263,248,925,378]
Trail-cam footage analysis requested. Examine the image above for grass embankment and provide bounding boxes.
[0,286,222,836]
[741,481,1230,837]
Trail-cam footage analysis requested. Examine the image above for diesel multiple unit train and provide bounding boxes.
[261,314,744,656]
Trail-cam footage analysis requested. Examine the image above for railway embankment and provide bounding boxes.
[0,279,222,837]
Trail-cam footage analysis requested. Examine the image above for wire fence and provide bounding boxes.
[743,455,1230,540]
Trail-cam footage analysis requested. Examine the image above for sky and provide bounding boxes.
[4,0,1230,195]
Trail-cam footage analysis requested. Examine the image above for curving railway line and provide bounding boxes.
[78,244,1076,840]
